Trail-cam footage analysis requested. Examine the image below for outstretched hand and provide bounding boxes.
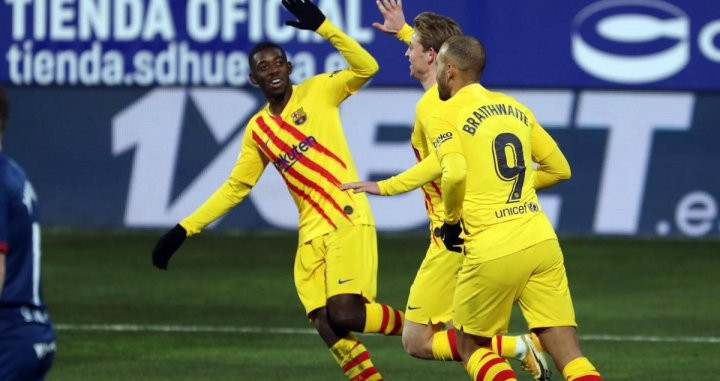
[372,0,406,34]
[282,0,326,31]
[152,224,187,270]
[340,181,381,195]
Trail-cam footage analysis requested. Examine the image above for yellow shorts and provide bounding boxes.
[453,239,576,337]
[294,225,378,315]
[405,235,464,325]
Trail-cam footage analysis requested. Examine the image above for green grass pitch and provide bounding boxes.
[41,230,720,380]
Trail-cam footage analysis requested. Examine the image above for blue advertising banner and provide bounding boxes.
[3,86,719,237]
[1,0,719,89]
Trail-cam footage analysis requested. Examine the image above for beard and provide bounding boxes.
[437,71,451,100]
[438,81,451,101]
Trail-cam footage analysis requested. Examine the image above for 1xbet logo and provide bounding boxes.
[572,0,720,84]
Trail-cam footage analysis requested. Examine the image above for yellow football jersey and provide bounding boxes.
[235,78,375,243]
[410,84,446,228]
[379,25,446,230]
[181,21,375,244]
[428,83,559,263]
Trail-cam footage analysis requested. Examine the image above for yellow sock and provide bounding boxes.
[491,335,521,359]
[329,334,383,381]
[562,357,602,381]
[466,347,517,381]
[363,302,403,336]
[431,328,462,361]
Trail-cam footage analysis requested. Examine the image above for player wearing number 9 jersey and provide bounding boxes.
[430,35,603,381]
[0,87,56,381]
[430,77,559,264]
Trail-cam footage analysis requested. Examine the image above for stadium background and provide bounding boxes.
[1,0,719,380]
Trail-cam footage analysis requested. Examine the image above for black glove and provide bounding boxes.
[440,220,464,253]
[152,224,187,270]
[282,0,326,31]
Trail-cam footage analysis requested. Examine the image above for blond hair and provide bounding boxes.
[413,12,463,53]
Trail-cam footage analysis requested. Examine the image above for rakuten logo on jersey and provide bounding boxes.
[572,0,720,84]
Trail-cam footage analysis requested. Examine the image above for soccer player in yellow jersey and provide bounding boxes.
[151,1,403,380]
[427,35,604,381]
[341,1,550,380]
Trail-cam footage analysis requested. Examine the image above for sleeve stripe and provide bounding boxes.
[271,115,347,169]
[257,117,342,187]
[427,180,443,198]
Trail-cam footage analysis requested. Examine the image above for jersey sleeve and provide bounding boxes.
[534,148,571,190]
[228,121,270,187]
[396,23,413,45]
[427,113,466,223]
[180,123,269,236]
[528,111,571,190]
[440,153,466,224]
[529,111,559,162]
[427,113,464,160]
[314,19,379,105]
[377,153,442,195]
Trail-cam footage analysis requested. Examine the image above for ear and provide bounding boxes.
[249,72,258,86]
[447,63,456,80]
[427,47,438,65]
[287,61,293,75]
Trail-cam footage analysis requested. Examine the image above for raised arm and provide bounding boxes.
[283,0,378,92]
[372,0,413,45]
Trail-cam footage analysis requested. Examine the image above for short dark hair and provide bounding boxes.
[442,35,486,80]
[0,87,8,133]
[248,42,288,70]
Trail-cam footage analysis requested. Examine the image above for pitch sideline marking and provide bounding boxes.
[55,324,720,344]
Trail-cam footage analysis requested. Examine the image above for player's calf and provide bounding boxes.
[312,303,385,381]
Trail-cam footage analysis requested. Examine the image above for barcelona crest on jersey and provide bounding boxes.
[292,108,307,125]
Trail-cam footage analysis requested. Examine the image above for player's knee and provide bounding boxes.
[327,306,362,331]
[326,295,364,331]
[309,308,329,327]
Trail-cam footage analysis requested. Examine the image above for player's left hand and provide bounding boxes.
[152,224,187,270]
[440,220,464,253]
[339,181,381,195]
[282,0,326,31]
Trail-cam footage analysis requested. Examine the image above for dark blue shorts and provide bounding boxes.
[0,323,55,381]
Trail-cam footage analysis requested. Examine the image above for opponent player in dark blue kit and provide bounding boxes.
[0,87,55,381]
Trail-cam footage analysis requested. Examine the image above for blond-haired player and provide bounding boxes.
[342,1,551,380]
